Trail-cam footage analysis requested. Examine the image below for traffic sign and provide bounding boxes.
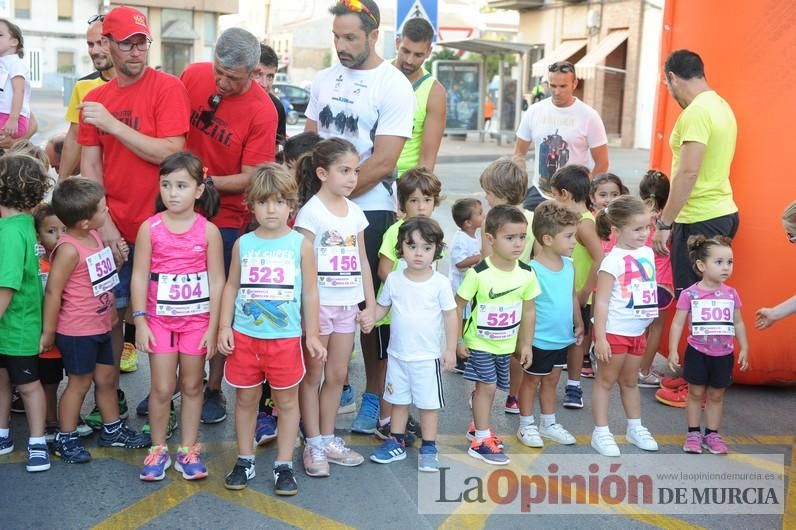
[396,0,438,42]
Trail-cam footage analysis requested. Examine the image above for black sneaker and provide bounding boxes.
[98,423,151,449]
[54,432,91,464]
[273,464,298,496]
[136,394,149,417]
[224,458,255,490]
[453,358,467,374]
[201,389,227,424]
[406,415,421,446]
[562,384,584,409]
[10,390,24,414]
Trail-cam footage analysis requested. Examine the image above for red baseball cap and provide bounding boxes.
[102,6,152,41]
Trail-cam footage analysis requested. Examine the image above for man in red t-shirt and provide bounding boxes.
[78,5,190,420]
[181,27,277,424]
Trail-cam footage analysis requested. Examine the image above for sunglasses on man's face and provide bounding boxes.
[88,14,104,24]
[549,62,575,74]
[199,94,222,128]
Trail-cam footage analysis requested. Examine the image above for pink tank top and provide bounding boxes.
[146,212,209,331]
[54,230,114,336]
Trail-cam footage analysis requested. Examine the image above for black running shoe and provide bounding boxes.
[98,423,151,449]
[225,458,255,490]
[273,464,298,496]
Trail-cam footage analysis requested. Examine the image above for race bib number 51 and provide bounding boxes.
[240,255,295,301]
[631,281,659,319]
[691,299,735,336]
[86,247,119,297]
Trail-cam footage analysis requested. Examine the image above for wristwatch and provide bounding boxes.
[655,219,673,230]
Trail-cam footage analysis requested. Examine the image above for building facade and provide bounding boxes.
[6,0,237,89]
[489,0,663,148]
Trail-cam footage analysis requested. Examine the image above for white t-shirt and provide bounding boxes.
[599,245,657,337]
[515,97,607,198]
[306,61,414,212]
[377,269,456,361]
[0,55,31,117]
[448,229,480,294]
[294,195,369,307]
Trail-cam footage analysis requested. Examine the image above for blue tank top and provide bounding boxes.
[530,257,577,350]
[234,230,303,339]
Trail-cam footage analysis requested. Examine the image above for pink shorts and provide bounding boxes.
[224,331,305,390]
[147,318,207,356]
[606,333,646,356]
[0,113,28,138]
[318,304,358,335]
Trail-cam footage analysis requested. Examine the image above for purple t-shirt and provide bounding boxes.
[676,282,741,356]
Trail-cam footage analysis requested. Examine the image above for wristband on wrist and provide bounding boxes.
[457,338,465,345]
[655,219,673,230]
[131,310,147,319]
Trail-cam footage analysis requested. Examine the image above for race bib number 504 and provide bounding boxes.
[155,272,210,316]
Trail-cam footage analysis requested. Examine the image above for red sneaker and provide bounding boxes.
[660,376,687,389]
[655,384,688,408]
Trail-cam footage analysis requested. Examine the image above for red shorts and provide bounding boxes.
[224,331,305,390]
[606,333,646,356]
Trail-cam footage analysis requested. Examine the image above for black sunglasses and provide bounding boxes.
[549,62,576,74]
[198,94,222,128]
[88,14,105,24]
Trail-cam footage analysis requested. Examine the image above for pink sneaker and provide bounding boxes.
[702,432,728,454]
[682,431,703,454]
[324,436,364,466]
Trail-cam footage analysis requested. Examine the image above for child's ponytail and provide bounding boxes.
[296,152,320,207]
[197,175,220,220]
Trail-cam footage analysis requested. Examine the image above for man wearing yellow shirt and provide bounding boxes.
[653,49,739,296]
[59,16,116,180]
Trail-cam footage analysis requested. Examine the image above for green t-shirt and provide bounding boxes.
[572,210,596,304]
[457,257,540,355]
[669,90,738,224]
[0,214,42,356]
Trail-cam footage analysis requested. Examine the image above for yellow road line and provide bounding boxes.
[784,444,796,530]
[92,480,200,530]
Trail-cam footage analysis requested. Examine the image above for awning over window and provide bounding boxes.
[575,30,629,79]
[531,39,587,77]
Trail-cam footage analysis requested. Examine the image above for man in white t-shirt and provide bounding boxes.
[513,61,609,210]
[305,0,414,435]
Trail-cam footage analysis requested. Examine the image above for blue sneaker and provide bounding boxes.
[26,442,50,472]
[0,430,13,455]
[418,444,439,473]
[562,384,584,409]
[54,432,91,464]
[351,392,380,434]
[99,422,151,449]
[338,385,356,414]
[370,437,406,464]
[175,444,207,480]
[255,412,278,445]
[468,435,510,466]
[139,445,171,481]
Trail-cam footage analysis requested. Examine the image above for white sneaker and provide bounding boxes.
[516,424,544,448]
[539,423,576,445]
[626,425,659,451]
[638,370,662,388]
[591,430,620,457]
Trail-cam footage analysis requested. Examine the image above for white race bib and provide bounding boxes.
[476,302,522,341]
[631,281,659,319]
[691,298,735,336]
[317,245,361,287]
[155,272,210,316]
[86,247,119,297]
[240,254,295,301]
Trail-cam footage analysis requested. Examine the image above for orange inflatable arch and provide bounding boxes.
[650,0,796,384]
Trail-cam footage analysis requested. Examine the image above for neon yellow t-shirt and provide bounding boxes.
[572,210,596,304]
[457,257,540,355]
[669,90,738,224]
[65,72,108,124]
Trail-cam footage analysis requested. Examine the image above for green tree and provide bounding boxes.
[424,48,459,72]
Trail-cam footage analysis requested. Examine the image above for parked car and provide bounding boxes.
[273,83,310,116]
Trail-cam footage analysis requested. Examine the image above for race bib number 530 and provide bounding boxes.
[86,247,119,297]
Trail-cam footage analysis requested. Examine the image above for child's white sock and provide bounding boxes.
[0,427,9,438]
[378,416,391,427]
[567,379,581,388]
[307,435,324,449]
[540,414,556,428]
[594,425,610,435]
[627,418,642,429]
[519,415,535,429]
[28,436,46,446]
[475,429,491,442]
[320,434,334,446]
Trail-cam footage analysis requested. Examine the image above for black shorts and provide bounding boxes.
[362,210,396,294]
[56,333,114,376]
[683,345,733,388]
[581,304,593,336]
[524,346,568,376]
[0,354,39,385]
[38,357,64,385]
[672,212,739,296]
